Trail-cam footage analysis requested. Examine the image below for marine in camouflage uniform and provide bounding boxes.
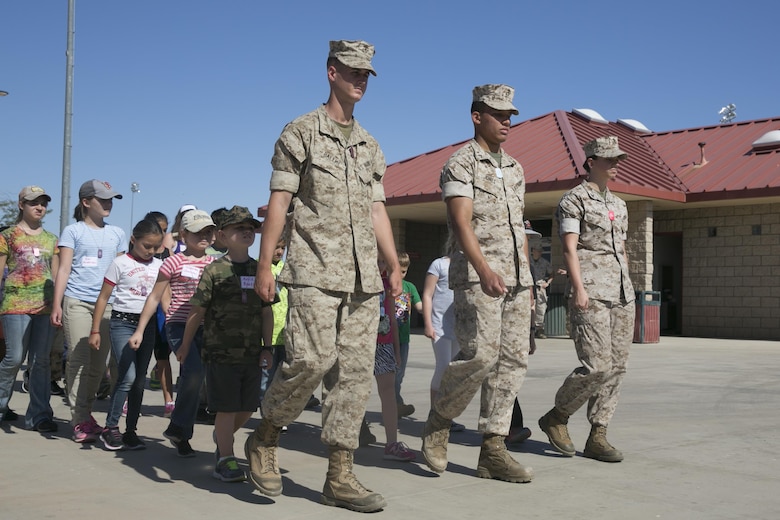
[246,40,401,512]
[421,84,534,484]
[539,135,635,463]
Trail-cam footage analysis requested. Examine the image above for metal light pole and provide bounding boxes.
[60,0,76,234]
[130,182,140,228]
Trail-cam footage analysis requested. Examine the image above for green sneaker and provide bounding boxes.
[213,456,246,482]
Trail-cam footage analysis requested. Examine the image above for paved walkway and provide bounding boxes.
[2,333,779,519]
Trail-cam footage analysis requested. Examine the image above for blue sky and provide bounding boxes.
[1,1,777,241]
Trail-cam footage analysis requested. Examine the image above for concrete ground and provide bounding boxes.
[2,333,779,519]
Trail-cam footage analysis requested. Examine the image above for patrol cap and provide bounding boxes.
[583,136,628,160]
[218,205,262,231]
[472,84,519,115]
[19,185,51,202]
[329,40,376,76]
[181,209,215,233]
[79,179,123,200]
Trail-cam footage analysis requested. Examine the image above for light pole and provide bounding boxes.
[130,182,140,228]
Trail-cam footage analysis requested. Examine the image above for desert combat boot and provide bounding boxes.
[583,425,624,462]
[421,410,451,473]
[244,418,283,496]
[476,434,534,483]
[538,407,576,456]
[321,446,387,513]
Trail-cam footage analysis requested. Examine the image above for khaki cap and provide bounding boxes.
[472,84,519,115]
[329,40,376,76]
[19,185,52,202]
[181,210,215,233]
[583,136,628,160]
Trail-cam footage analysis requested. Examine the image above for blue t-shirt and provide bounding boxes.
[59,222,126,303]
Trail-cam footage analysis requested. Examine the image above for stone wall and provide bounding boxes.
[654,203,780,340]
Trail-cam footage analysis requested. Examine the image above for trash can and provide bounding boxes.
[544,293,568,338]
[633,291,661,344]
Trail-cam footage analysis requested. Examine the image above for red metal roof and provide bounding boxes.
[383,110,780,205]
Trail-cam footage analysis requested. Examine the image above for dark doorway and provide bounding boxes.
[653,233,682,335]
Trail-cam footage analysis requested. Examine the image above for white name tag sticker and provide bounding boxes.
[181,265,201,279]
[81,256,99,267]
[240,276,255,289]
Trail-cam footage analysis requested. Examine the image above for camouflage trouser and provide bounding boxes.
[555,298,635,426]
[434,284,531,436]
[260,285,379,450]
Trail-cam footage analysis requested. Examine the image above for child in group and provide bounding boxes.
[51,180,126,443]
[176,206,270,482]
[128,209,215,457]
[88,218,164,450]
[143,211,175,418]
[0,186,59,432]
[394,252,422,418]
[367,256,416,462]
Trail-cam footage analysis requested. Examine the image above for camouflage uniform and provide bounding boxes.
[529,254,553,329]
[190,256,264,365]
[436,139,534,435]
[555,180,635,426]
[260,105,385,450]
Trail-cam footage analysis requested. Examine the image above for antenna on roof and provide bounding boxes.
[718,104,736,124]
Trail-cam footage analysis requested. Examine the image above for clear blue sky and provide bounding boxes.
[1,1,777,241]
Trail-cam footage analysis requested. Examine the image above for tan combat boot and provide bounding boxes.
[477,434,534,483]
[321,446,387,512]
[421,410,451,473]
[244,418,283,496]
[583,425,623,462]
[538,407,576,456]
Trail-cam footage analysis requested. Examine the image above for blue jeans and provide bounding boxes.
[106,318,155,431]
[165,322,204,440]
[0,314,55,429]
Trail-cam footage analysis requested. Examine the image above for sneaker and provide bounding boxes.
[122,431,146,450]
[163,423,184,443]
[305,395,320,410]
[397,402,415,418]
[100,426,125,451]
[506,427,532,445]
[164,401,175,418]
[88,415,103,432]
[21,370,29,393]
[383,441,416,462]
[34,418,59,433]
[121,400,128,417]
[450,421,466,432]
[72,422,99,443]
[213,456,246,482]
[1,409,19,422]
[173,438,196,458]
[50,380,65,396]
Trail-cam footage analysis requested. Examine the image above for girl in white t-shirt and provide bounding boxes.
[129,209,215,457]
[51,179,126,444]
[89,219,164,450]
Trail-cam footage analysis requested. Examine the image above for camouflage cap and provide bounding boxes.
[218,205,262,231]
[329,40,376,76]
[583,136,628,160]
[181,209,215,233]
[19,185,51,202]
[472,84,519,115]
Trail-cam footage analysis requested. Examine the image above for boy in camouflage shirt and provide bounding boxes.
[178,206,272,482]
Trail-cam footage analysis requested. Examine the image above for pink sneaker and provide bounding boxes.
[383,441,416,462]
[164,402,175,418]
[72,422,99,443]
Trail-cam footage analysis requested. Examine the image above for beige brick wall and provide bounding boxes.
[655,203,780,340]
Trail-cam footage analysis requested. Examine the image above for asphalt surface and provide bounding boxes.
[2,333,779,519]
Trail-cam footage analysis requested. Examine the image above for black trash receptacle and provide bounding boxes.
[633,291,661,344]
